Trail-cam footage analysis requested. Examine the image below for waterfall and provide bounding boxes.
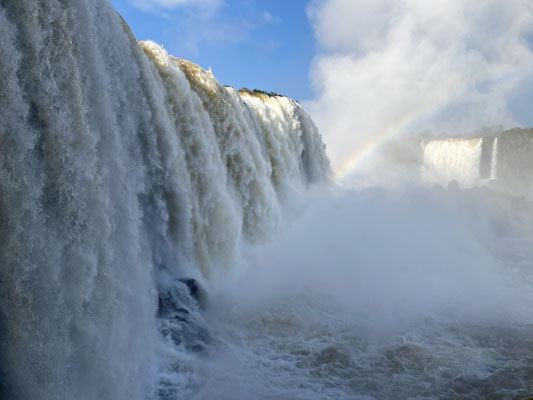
[422,138,483,187]
[420,131,533,194]
[490,137,499,180]
[0,2,330,399]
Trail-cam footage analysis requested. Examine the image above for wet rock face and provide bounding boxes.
[177,278,207,309]
[157,279,210,353]
[0,311,11,399]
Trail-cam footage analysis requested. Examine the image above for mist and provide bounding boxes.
[214,181,533,324]
[305,0,533,175]
[193,184,533,399]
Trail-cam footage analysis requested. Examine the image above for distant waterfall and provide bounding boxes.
[0,2,330,399]
[422,138,483,187]
[490,137,499,180]
[421,131,533,193]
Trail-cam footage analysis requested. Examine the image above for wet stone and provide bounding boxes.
[157,278,210,355]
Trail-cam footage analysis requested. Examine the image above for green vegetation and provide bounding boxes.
[238,87,284,98]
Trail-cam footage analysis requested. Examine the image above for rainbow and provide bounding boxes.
[332,58,531,182]
[333,104,436,181]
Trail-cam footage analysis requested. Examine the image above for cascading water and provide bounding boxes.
[2,1,533,400]
[490,137,499,180]
[422,138,483,187]
[0,2,329,399]
[421,130,533,195]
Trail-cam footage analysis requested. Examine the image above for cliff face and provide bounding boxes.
[495,128,533,192]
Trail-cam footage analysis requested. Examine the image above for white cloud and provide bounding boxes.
[305,0,533,175]
[261,11,281,23]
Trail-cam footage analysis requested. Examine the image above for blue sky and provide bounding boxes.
[112,0,316,101]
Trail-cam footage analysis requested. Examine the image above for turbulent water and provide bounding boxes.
[1,1,533,400]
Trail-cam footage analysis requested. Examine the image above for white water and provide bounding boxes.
[2,2,533,400]
[422,131,533,196]
[490,137,499,180]
[422,138,483,188]
[0,2,328,399]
